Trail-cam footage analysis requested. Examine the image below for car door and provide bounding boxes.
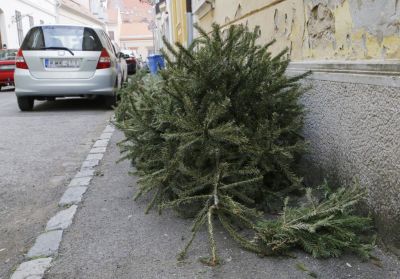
[21,26,104,79]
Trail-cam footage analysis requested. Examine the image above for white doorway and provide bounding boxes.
[0,8,6,48]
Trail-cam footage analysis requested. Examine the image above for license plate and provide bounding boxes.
[44,58,80,68]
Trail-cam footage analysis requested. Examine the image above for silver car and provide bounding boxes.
[112,42,128,84]
[14,24,123,111]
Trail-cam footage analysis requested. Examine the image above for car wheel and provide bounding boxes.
[17,96,34,111]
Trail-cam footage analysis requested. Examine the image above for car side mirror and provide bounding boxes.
[118,52,124,58]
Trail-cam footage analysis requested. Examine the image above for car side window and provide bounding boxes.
[111,44,117,56]
[98,31,108,51]
[101,31,114,55]
[113,44,120,55]
[21,27,45,50]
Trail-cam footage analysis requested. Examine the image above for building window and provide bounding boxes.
[108,31,115,40]
[40,20,44,25]
[29,15,34,27]
[15,11,24,45]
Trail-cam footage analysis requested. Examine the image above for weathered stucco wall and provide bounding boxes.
[301,79,400,248]
[196,0,400,60]
[303,0,400,60]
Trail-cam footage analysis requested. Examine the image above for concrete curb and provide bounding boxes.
[9,123,115,279]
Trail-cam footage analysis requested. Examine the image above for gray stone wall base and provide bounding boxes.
[299,78,400,248]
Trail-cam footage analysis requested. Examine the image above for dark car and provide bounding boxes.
[0,49,17,91]
[125,54,137,75]
[121,50,137,75]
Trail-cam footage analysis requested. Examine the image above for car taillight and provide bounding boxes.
[96,48,111,69]
[126,57,136,64]
[15,49,28,69]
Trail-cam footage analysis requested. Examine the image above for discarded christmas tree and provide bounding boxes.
[115,23,373,265]
[256,183,373,259]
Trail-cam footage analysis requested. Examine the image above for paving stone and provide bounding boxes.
[81,159,100,169]
[59,186,87,206]
[99,132,113,140]
[74,169,95,178]
[26,230,63,258]
[46,205,78,231]
[86,153,104,161]
[68,176,92,187]
[10,258,52,279]
[89,147,107,154]
[93,139,109,148]
[103,125,115,133]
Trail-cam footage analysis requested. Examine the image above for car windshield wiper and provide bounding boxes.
[40,47,74,56]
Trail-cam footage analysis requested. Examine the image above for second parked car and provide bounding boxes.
[0,49,17,91]
[14,24,123,111]
[121,49,137,75]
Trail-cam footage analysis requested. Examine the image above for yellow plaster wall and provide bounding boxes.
[171,0,188,46]
[194,0,400,61]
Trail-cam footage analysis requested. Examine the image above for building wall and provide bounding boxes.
[0,0,57,49]
[57,7,105,29]
[107,23,121,44]
[194,0,400,61]
[105,3,122,45]
[193,0,400,248]
[154,0,172,53]
[170,0,187,45]
[0,0,107,49]
[57,0,106,29]
[120,36,153,58]
[119,0,154,58]
[300,77,400,247]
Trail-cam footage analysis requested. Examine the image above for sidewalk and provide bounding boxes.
[44,130,400,279]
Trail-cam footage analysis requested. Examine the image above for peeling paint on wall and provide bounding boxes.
[196,0,400,60]
[349,0,400,40]
[306,3,336,49]
[303,0,400,60]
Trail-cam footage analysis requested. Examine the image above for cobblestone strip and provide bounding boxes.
[10,124,115,279]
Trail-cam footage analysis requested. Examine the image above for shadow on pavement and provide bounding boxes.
[32,97,110,112]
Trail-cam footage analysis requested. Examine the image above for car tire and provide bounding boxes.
[17,96,34,111]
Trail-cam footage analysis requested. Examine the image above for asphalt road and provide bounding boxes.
[0,90,113,278]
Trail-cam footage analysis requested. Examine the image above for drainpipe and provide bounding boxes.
[186,0,193,45]
[166,0,173,43]
[55,0,61,23]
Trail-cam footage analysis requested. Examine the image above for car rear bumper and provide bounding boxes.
[0,71,14,85]
[14,68,115,97]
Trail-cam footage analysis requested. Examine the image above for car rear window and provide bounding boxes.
[0,49,17,61]
[21,26,102,51]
